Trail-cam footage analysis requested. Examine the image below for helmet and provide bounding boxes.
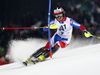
[54,7,65,15]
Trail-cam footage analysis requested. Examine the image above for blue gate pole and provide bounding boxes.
[48,0,52,58]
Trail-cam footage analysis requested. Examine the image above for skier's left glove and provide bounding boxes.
[83,30,93,38]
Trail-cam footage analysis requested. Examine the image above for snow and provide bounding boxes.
[0,38,100,75]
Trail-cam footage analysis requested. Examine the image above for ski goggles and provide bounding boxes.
[54,13,63,18]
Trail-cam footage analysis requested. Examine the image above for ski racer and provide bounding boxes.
[23,7,93,66]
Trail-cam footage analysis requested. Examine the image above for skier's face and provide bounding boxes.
[56,16,64,22]
[55,13,64,22]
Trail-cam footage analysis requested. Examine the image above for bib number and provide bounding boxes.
[59,24,66,35]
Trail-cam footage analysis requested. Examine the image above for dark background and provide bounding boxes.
[0,0,90,26]
[0,0,49,26]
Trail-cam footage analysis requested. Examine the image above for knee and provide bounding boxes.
[58,41,69,48]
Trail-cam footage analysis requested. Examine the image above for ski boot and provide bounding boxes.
[23,58,31,66]
[23,61,28,66]
[38,54,46,61]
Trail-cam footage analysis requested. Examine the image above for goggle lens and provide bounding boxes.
[55,13,63,18]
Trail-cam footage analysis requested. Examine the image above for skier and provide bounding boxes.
[23,7,93,66]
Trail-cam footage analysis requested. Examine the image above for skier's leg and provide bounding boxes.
[30,46,48,58]
[24,43,60,65]
[23,46,49,66]
[32,39,69,62]
[44,43,60,58]
[38,43,60,61]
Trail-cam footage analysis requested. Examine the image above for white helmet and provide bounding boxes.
[54,7,65,15]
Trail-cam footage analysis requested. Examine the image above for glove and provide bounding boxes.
[43,27,48,31]
[83,30,93,38]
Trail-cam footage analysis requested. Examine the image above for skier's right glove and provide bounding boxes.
[83,30,93,38]
[43,25,48,31]
[43,27,48,31]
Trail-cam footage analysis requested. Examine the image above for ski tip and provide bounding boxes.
[23,62,27,66]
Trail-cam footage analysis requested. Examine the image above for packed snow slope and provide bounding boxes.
[0,38,100,75]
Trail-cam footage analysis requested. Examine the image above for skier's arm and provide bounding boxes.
[70,19,86,31]
[70,19,93,38]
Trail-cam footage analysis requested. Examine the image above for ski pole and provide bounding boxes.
[1,24,58,30]
[84,32,100,39]
[91,35,100,39]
